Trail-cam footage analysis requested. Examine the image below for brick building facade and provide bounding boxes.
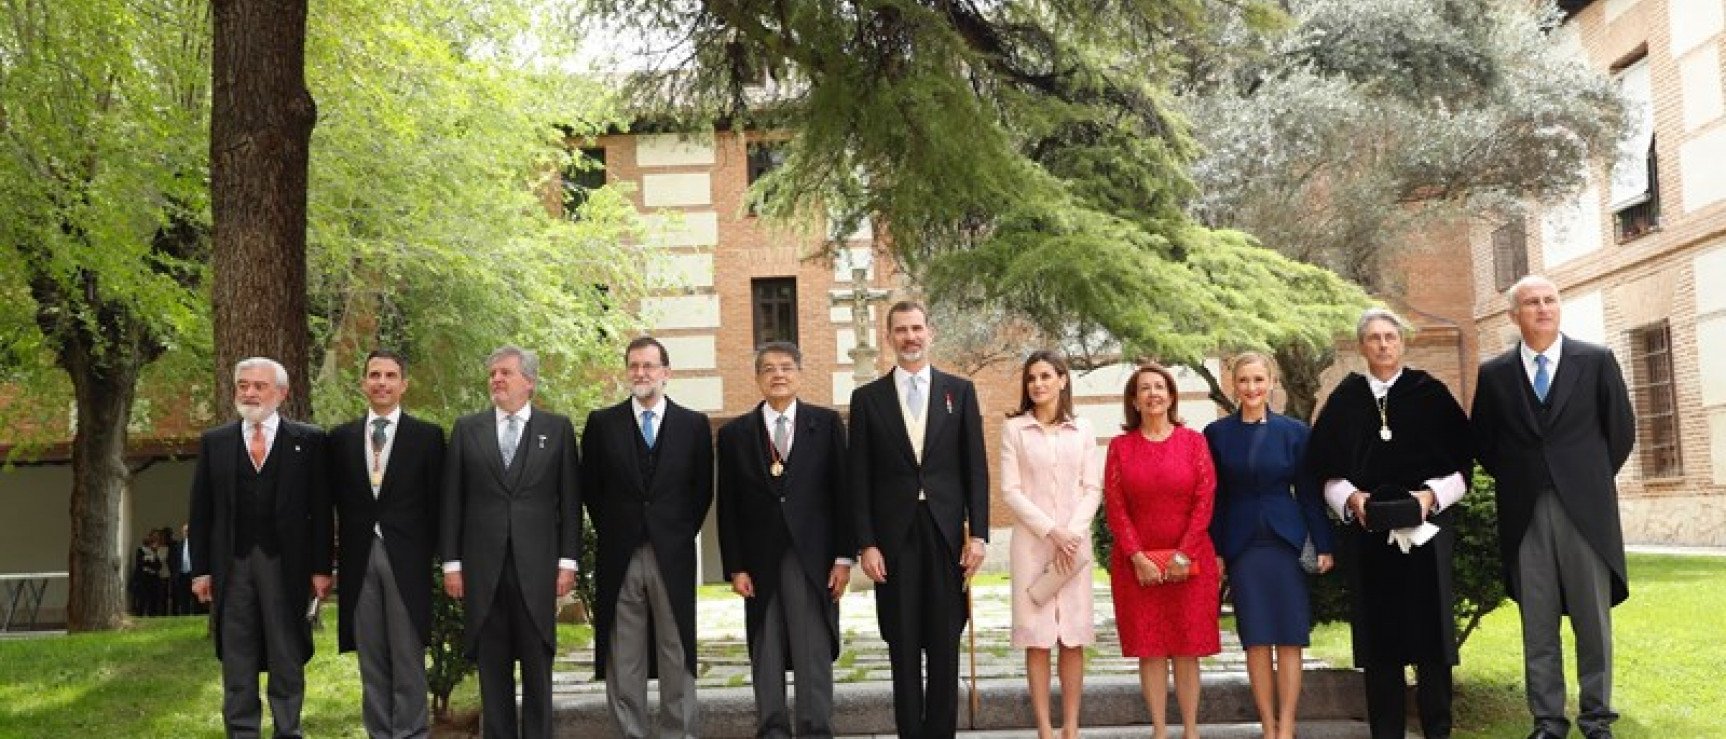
[1465,0,1726,544]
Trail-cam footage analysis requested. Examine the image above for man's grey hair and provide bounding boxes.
[1505,274,1558,308]
[233,357,289,388]
[486,345,540,384]
[754,341,803,370]
[1356,307,1411,343]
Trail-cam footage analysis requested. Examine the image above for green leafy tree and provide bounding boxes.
[1179,0,1626,416]
[588,0,1368,391]
[0,0,211,631]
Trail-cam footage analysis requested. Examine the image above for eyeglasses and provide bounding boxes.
[757,363,800,376]
[627,362,664,373]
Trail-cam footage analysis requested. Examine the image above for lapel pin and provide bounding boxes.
[537,434,547,449]
[293,445,301,452]
[945,391,954,415]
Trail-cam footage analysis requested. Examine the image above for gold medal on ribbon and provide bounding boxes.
[770,461,784,477]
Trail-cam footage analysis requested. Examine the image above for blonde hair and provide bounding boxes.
[1229,351,1279,381]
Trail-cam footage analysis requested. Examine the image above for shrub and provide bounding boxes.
[426,563,473,720]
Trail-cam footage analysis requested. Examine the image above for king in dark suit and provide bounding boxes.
[849,301,990,739]
[1472,276,1635,739]
[717,341,853,738]
[327,350,445,738]
[188,357,332,739]
[440,346,581,739]
[582,336,714,739]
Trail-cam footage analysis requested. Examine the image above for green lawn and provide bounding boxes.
[1309,552,1726,738]
[0,608,590,738]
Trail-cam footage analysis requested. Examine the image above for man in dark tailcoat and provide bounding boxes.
[850,301,990,739]
[189,357,332,739]
[441,345,581,739]
[1472,275,1634,739]
[327,349,445,738]
[717,341,853,738]
[1309,309,1473,739]
[582,336,713,738]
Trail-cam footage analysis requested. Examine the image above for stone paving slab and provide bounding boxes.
[838,721,1379,738]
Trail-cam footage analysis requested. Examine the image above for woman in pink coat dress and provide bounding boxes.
[1003,351,1103,739]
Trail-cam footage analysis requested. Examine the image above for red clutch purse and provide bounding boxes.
[1143,549,1192,574]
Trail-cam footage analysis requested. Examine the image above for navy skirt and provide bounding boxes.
[1229,522,1312,647]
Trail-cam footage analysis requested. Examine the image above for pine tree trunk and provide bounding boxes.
[63,345,142,631]
[210,0,317,420]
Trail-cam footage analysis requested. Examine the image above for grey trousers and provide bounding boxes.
[220,549,305,739]
[751,551,835,739]
[606,545,698,739]
[1516,490,1616,736]
[355,538,429,739]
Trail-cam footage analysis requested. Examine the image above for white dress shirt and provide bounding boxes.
[241,412,281,466]
[365,406,401,539]
[1520,334,1564,389]
[761,399,798,457]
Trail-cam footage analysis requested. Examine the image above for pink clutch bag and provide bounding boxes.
[1027,551,1093,606]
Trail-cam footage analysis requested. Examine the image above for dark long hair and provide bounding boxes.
[1010,350,1075,421]
[1120,363,1184,430]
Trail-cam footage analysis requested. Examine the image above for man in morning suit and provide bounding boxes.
[717,342,853,738]
[1472,276,1635,739]
[328,349,445,738]
[440,346,581,739]
[189,357,332,739]
[582,336,714,739]
[850,301,990,739]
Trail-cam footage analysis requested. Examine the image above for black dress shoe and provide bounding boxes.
[1526,730,1564,739]
[1582,729,1614,739]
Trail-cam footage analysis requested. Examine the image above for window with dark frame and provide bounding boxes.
[747,142,786,185]
[751,277,798,347]
[1492,216,1529,292]
[1613,137,1660,242]
[562,146,607,217]
[1628,321,1682,478]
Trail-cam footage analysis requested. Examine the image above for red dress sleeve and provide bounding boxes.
[1103,436,1144,557]
[1177,430,1216,561]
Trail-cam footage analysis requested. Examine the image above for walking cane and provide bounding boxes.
[967,584,979,726]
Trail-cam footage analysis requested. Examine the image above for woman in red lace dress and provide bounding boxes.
[1105,363,1221,739]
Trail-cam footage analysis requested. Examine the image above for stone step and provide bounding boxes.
[551,670,1368,737]
[838,721,1377,738]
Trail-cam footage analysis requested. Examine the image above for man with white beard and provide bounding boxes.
[188,357,332,739]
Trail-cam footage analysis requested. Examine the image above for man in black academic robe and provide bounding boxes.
[1472,277,1634,739]
[1309,309,1473,739]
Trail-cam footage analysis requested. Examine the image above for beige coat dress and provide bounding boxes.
[1001,413,1103,649]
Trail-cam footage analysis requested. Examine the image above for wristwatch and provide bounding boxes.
[1170,551,1191,567]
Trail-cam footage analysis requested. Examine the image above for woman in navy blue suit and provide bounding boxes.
[1205,353,1336,739]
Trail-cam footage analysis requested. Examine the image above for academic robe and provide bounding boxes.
[1308,369,1473,668]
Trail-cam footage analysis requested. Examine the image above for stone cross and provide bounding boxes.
[829,266,893,383]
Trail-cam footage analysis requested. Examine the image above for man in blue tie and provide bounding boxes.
[582,336,713,738]
[1472,275,1636,739]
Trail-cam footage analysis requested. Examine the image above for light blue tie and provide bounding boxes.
[501,414,520,468]
[641,409,657,449]
[907,376,924,420]
[1533,354,1551,402]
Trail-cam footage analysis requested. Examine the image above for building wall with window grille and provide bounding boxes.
[1466,0,1726,545]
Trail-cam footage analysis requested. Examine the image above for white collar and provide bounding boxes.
[631,395,667,419]
[244,412,281,432]
[1366,368,1404,399]
[893,364,932,387]
[760,399,799,426]
[1520,334,1564,367]
[495,404,532,424]
[366,406,402,427]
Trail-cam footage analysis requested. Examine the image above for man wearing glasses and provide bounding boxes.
[582,336,714,738]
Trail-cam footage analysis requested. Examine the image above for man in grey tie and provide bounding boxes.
[582,336,713,738]
[326,350,446,738]
[716,342,853,737]
[441,346,581,738]
[1472,276,1636,739]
